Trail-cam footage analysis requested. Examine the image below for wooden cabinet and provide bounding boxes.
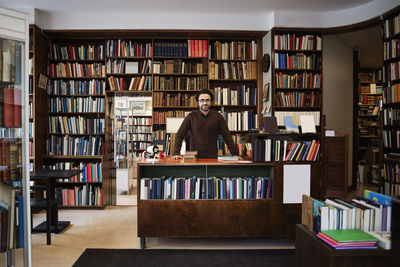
[324,132,348,199]
[295,224,391,267]
[137,159,323,248]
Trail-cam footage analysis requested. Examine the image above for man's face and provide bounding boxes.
[198,93,211,113]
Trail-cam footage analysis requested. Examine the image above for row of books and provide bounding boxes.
[49,62,106,78]
[208,61,257,80]
[383,39,400,60]
[130,133,152,142]
[50,43,105,60]
[153,40,208,58]
[382,13,400,39]
[107,76,152,91]
[140,176,273,200]
[106,40,152,57]
[47,135,104,156]
[0,139,22,181]
[275,72,322,89]
[381,181,400,196]
[153,92,197,107]
[358,94,381,105]
[219,110,257,132]
[0,39,22,84]
[382,129,400,148]
[0,128,22,139]
[106,59,152,74]
[0,86,22,128]
[382,162,400,183]
[304,191,392,234]
[0,192,24,252]
[274,53,322,70]
[131,117,152,125]
[383,83,400,103]
[49,96,104,113]
[153,60,205,74]
[274,34,322,51]
[48,116,105,135]
[359,70,382,83]
[48,79,105,96]
[209,40,257,60]
[152,111,186,124]
[130,125,152,134]
[275,111,320,127]
[359,84,382,94]
[383,107,400,125]
[213,86,257,106]
[44,161,102,182]
[153,76,208,90]
[275,91,321,107]
[384,61,400,82]
[131,141,149,150]
[358,105,379,116]
[253,139,320,162]
[55,185,102,207]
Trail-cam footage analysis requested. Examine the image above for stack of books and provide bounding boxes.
[317,229,378,249]
[183,151,197,161]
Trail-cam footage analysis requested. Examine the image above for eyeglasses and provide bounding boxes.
[198,99,211,103]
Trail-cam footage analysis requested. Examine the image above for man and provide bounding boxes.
[171,89,239,159]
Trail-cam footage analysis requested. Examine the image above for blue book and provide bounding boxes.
[364,190,391,206]
[284,116,299,133]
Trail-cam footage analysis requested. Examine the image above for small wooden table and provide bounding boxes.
[30,169,82,244]
[295,224,391,267]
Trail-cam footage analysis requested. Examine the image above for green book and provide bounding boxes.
[321,229,379,242]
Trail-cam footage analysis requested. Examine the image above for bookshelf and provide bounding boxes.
[381,7,400,196]
[0,14,29,261]
[29,25,49,171]
[355,68,382,185]
[44,38,109,208]
[271,28,322,131]
[39,30,266,206]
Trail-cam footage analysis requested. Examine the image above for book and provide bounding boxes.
[321,229,378,243]
[300,115,316,133]
[284,116,299,133]
[263,116,278,133]
[3,87,13,127]
[125,61,139,73]
[367,231,391,249]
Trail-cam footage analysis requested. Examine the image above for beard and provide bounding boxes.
[200,104,209,112]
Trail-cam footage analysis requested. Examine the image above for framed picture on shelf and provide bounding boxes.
[115,98,127,109]
[130,101,146,115]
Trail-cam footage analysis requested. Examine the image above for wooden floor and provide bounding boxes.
[1,183,380,267]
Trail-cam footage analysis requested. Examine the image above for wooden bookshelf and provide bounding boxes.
[29,24,49,170]
[354,67,382,185]
[44,38,109,208]
[271,28,323,132]
[381,7,400,196]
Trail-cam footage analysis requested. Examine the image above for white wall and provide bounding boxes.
[323,35,354,186]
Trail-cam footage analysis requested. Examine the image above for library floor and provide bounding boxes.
[3,183,378,267]
[5,204,294,267]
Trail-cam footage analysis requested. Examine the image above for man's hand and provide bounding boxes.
[170,155,183,160]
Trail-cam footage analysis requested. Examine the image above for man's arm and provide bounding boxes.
[218,116,239,156]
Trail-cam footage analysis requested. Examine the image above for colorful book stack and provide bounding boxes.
[317,229,378,249]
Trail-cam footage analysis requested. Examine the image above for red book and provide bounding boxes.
[198,40,203,57]
[194,40,199,57]
[203,40,208,58]
[191,40,195,57]
[13,87,22,127]
[3,87,14,127]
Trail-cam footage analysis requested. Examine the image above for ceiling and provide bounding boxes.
[0,0,375,14]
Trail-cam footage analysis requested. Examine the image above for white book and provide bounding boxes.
[140,179,148,200]
[325,199,350,230]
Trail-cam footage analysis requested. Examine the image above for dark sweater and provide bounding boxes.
[173,110,239,158]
